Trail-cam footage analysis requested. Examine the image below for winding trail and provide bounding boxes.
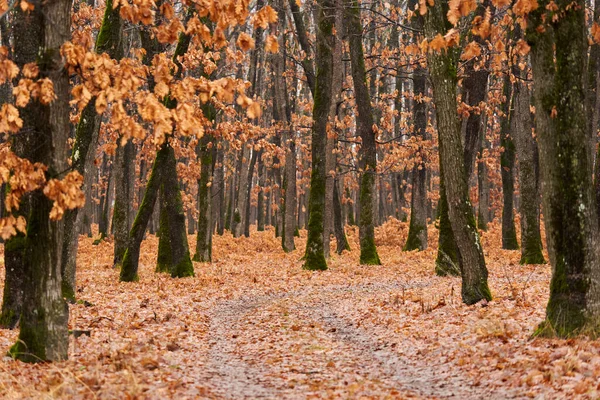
[202,283,518,399]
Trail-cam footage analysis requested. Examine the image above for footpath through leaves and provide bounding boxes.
[1,221,600,398]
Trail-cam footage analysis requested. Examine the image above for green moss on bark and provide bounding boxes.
[403,223,425,251]
[358,172,381,265]
[435,185,460,276]
[120,249,140,282]
[520,235,545,265]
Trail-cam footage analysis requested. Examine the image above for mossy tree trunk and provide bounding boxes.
[153,18,194,277]
[159,145,194,277]
[435,178,461,276]
[303,0,335,270]
[9,0,70,362]
[193,16,216,261]
[424,0,491,304]
[120,148,165,282]
[346,0,381,265]
[511,70,545,265]
[61,0,124,298]
[500,75,519,250]
[528,0,600,337]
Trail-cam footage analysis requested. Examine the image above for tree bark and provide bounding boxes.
[528,0,600,337]
[511,75,545,264]
[347,0,381,265]
[303,0,335,270]
[323,0,344,258]
[424,0,491,304]
[215,144,226,235]
[112,140,135,267]
[477,129,491,231]
[500,75,519,250]
[193,135,213,262]
[333,178,351,254]
[404,7,428,251]
[9,0,71,362]
[120,147,165,281]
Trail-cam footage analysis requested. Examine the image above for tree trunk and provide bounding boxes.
[113,140,135,267]
[9,0,71,362]
[303,0,335,270]
[256,157,266,231]
[158,146,194,277]
[244,147,258,237]
[477,132,491,231]
[500,75,519,250]
[347,0,381,265]
[333,178,351,254]
[323,0,343,258]
[215,144,226,235]
[435,179,461,276]
[194,135,214,262]
[528,0,600,337]
[511,75,545,264]
[233,145,250,237]
[404,14,428,251]
[424,0,491,304]
[120,147,165,281]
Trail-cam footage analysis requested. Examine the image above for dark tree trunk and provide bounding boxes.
[0,11,23,329]
[9,0,71,362]
[404,11,428,251]
[477,131,491,231]
[333,178,350,254]
[98,156,115,240]
[216,144,226,235]
[323,0,343,258]
[424,0,491,304]
[244,147,258,237]
[303,0,335,270]
[158,146,194,277]
[528,0,600,337]
[511,74,545,264]
[62,0,124,298]
[500,75,519,250]
[113,140,135,267]
[232,146,249,237]
[347,0,381,265]
[256,157,266,231]
[435,179,461,276]
[120,147,165,281]
[194,135,214,262]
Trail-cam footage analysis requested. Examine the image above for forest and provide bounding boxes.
[0,0,600,396]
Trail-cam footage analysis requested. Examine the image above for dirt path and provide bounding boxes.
[203,283,518,399]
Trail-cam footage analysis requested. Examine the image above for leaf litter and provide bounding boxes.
[0,219,599,398]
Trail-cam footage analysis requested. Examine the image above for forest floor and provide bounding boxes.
[0,219,600,399]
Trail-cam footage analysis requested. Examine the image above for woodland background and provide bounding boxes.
[1,0,600,396]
